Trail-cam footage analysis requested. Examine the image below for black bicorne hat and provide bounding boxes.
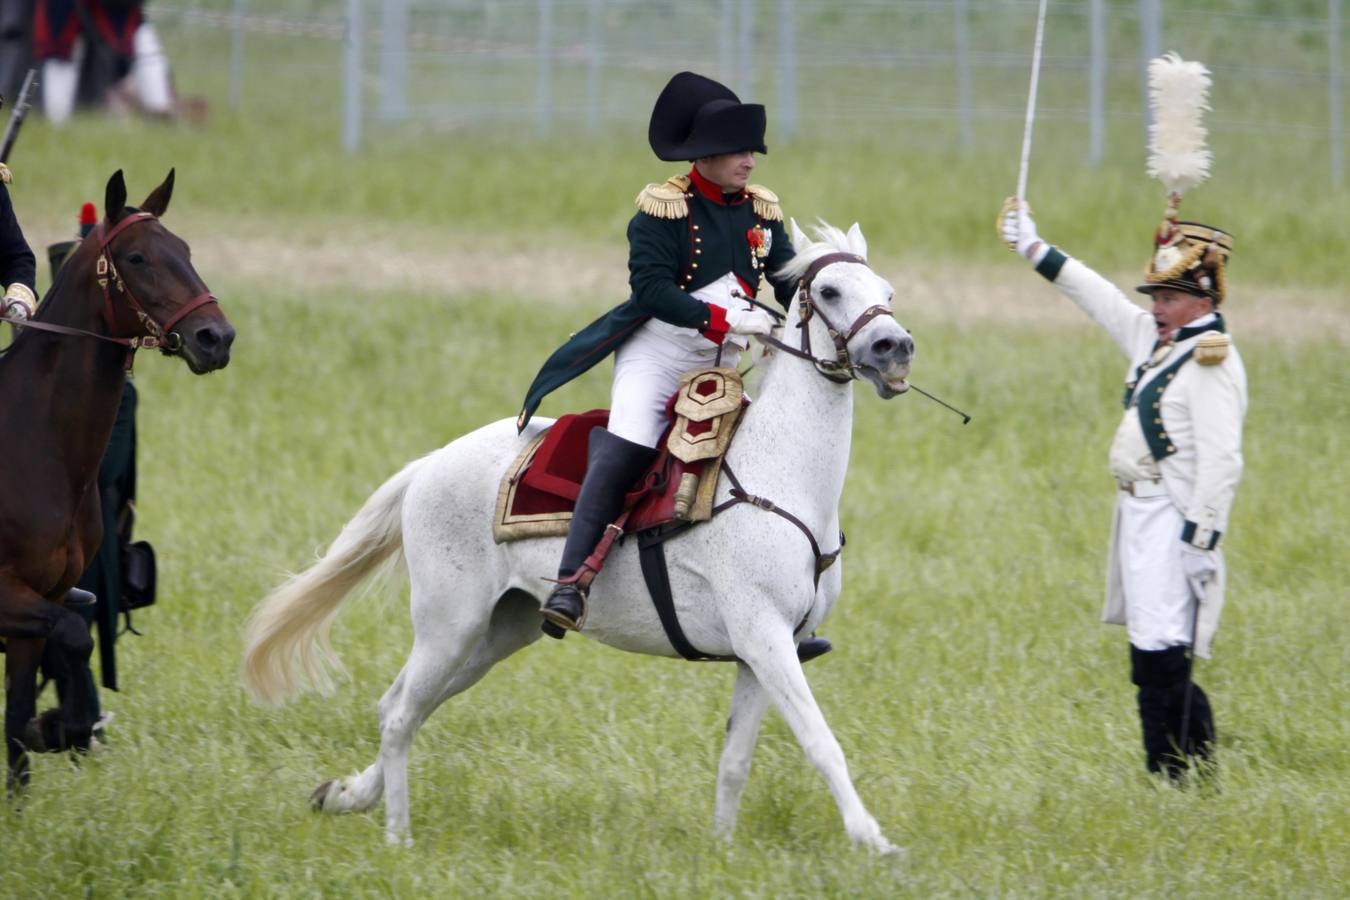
[647,72,767,162]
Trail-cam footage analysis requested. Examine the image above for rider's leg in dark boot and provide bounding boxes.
[541,428,656,638]
[796,635,833,663]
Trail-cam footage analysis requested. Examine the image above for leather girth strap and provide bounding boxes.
[637,537,737,662]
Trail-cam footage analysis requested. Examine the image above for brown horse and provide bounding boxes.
[0,170,234,788]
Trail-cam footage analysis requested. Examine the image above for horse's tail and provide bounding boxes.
[242,453,431,705]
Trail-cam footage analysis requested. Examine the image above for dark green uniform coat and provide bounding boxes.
[517,173,797,431]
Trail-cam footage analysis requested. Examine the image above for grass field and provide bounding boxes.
[1,11,1348,899]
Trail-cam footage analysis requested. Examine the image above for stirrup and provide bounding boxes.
[540,584,588,638]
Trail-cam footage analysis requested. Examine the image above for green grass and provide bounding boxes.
[2,282,1346,897]
[1,11,1347,899]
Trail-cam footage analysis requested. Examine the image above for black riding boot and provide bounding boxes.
[1131,644,1195,779]
[541,428,657,638]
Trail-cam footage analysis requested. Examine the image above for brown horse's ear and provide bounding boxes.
[105,170,127,224]
[141,169,175,218]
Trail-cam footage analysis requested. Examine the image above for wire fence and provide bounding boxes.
[156,0,1348,181]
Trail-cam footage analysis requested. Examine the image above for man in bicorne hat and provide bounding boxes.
[518,72,829,660]
[1001,202,1247,779]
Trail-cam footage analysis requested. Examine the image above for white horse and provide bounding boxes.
[242,221,915,853]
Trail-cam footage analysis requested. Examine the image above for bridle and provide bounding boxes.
[0,211,219,369]
[752,251,896,384]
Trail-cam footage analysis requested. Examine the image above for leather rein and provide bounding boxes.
[693,253,889,589]
[0,211,219,370]
[753,251,896,384]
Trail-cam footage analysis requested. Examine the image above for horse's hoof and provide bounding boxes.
[310,780,335,811]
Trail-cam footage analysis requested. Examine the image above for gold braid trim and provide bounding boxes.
[1146,239,1207,284]
[0,162,11,185]
[635,174,691,219]
[746,184,782,221]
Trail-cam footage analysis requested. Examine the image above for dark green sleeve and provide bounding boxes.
[762,218,797,308]
[627,211,714,329]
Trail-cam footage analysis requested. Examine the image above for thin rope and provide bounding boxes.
[1016,0,1050,202]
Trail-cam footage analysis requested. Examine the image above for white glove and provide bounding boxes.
[725,306,775,336]
[1180,545,1217,596]
[998,198,1048,264]
[1,298,30,322]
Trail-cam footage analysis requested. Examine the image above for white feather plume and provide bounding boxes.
[1147,53,1212,196]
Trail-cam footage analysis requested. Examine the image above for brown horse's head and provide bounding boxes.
[101,170,235,374]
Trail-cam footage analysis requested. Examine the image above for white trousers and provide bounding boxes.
[1118,493,1196,651]
[608,330,741,448]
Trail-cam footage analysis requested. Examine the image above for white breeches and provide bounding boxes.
[608,331,742,448]
[1118,493,1196,651]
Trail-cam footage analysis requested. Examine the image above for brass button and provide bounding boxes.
[1153,402,1160,409]
[1167,445,1175,452]
[695,237,702,243]
[1154,418,1161,424]
[695,249,702,255]
[691,262,699,269]
[693,224,700,231]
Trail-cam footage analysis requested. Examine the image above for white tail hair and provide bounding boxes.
[241,454,431,705]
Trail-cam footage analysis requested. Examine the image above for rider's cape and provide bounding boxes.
[516,173,795,432]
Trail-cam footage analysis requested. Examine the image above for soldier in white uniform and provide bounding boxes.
[1001,202,1247,778]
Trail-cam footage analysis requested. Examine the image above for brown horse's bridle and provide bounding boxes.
[0,211,218,369]
[754,252,896,384]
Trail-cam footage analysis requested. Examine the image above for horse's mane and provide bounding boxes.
[774,220,868,284]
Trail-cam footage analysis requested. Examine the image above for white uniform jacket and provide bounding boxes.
[1038,250,1248,657]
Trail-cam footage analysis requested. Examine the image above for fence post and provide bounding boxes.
[536,0,554,137]
[737,0,754,100]
[228,0,246,108]
[1088,0,1105,165]
[1332,0,1344,185]
[954,0,972,150]
[1138,0,1161,139]
[343,0,362,153]
[720,0,734,83]
[380,0,408,122]
[777,0,797,139]
[587,0,605,132]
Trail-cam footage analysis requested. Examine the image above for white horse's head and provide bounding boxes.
[776,220,914,398]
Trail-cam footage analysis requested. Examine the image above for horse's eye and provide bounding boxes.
[819,285,839,301]
[126,252,147,265]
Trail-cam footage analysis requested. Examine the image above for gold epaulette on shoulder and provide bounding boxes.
[635,174,691,219]
[1194,332,1230,366]
[746,184,782,221]
[0,162,11,185]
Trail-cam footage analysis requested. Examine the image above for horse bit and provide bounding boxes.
[0,211,218,369]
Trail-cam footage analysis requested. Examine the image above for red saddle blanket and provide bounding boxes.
[493,408,720,544]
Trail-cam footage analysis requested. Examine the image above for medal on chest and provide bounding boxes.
[746,224,770,270]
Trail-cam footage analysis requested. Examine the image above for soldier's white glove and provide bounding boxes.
[1180,545,1217,595]
[725,306,775,336]
[999,198,1049,264]
[1,284,35,322]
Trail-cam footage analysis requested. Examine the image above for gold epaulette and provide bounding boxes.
[1194,332,1230,366]
[635,174,691,219]
[0,162,11,185]
[746,184,782,221]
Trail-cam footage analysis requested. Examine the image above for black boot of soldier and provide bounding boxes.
[1131,644,1191,779]
[1168,677,1216,772]
[541,428,657,638]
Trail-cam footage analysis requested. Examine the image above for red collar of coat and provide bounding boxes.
[688,166,748,205]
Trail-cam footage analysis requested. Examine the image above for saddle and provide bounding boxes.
[493,367,747,544]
